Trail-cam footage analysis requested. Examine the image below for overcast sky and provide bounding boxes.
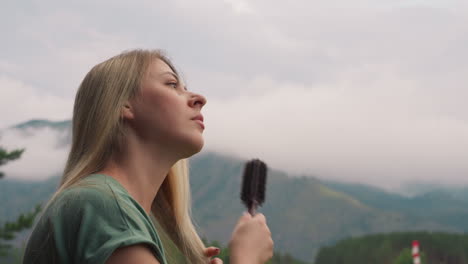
[1,0,467,191]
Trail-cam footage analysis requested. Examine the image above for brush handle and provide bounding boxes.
[249,200,258,216]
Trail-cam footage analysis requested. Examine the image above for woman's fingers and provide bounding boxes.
[210,257,223,264]
[205,248,223,264]
[253,213,267,225]
[204,247,221,258]
[239,211,252,223]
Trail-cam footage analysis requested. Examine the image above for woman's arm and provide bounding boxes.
[106,244,161,264]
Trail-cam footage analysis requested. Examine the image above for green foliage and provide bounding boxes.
[0,245,26,264]
[268,252,310,264]
[392,248,412,264]
[0,146,24,178]
[203,239,309,264]
[315,232,468,264]
[0,205,41,256]
[392,248,427,264]
[0,144,42,259]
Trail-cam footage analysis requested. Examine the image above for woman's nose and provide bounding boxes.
[189,93,207,108]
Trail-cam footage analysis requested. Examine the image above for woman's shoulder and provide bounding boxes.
[53,174,121,211]
[38,174,132,232]
[51,174,154,234]
[26,174,167,264]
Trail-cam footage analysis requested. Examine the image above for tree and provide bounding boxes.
[0,146,24,178]
[0,146,41,257]
[0,205,41,256]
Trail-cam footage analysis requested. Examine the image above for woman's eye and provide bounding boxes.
[168,82,178,89]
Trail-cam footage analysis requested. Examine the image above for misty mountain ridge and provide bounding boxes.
[3,119,468,261]
[3,151,468,261]
[6,118,468,196]
[11,119,71,131]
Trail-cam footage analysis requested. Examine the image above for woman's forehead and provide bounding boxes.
[145,58,186,87]
[148,59,176,76]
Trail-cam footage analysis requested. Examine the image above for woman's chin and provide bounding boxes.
[181,138,204,158]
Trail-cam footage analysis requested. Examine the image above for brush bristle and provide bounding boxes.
[241,159,268,211]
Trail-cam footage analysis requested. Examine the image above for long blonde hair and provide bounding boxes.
[49,49,207,263]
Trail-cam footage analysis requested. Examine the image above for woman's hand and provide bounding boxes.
[204,246,223,264]
[229,212,274,264]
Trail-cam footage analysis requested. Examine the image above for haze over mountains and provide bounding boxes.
[2,119,468,261]
[2,119,467,192]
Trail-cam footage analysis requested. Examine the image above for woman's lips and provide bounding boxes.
[193,119,205,129]
[192,114,205,129]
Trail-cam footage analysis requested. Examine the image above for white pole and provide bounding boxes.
[412,240,421,264]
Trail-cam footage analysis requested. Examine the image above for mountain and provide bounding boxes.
[400,182,468,199]
[2,119,468,262]
[188,153,463,261]
[2,152,465,261]
[11,119,71,131]
[0,175,59,222]
[323,181,468,231]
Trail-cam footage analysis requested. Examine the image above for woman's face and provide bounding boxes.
[128,58,207,158]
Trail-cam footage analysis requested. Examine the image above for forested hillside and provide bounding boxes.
[315,232,468,264]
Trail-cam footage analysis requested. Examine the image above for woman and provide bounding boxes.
[23,50,273,264]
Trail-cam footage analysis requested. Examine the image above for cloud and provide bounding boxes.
[1,0,468,190]
[203,66,468,190]
[222,0,255,14]
[0,75,73,129]
[0,127,69,180]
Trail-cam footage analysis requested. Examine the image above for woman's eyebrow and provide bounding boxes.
[159,71,188,90]
[160,72,188,91]
[159,71,179,81]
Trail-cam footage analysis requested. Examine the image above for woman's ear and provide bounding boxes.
[121,102,135,120]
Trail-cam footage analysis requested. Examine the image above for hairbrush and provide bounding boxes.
[240,159,268,215]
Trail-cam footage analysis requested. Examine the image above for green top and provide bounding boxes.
[23,174,167,264]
